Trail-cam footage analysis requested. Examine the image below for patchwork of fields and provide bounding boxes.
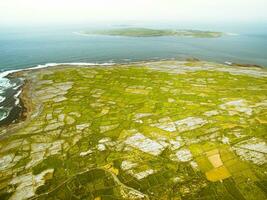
[0,60,266,199]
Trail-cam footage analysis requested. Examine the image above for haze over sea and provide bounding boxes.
[0,22,267,123]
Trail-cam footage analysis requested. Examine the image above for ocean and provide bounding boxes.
[0,23,267,124]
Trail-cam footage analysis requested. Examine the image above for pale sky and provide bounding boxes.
[1,0,267,25]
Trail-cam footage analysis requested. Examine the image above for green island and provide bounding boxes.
[82,28,224,38]
[0,60,267,200]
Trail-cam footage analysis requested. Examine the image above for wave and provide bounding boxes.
[0,78,13,89]
[14,90,22,106]
[0,96,6,103]
[0,107,11,121]
[0,62,115,79]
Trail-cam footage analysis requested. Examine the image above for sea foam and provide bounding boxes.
[0,62,115,79]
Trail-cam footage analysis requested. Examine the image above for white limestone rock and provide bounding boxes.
[121,160,138,171]
[53,96,67,103]
[170,140,181,150]
[99,124,119,133]
[204,110,219,117]
[174,117,207,132]
[97,144,106,151]
[153,122,176,132]
[234,137,267,165]
[0,154,15,170]
[66,116,75,125]
[219,99,253,116]
[44,122,64,131]
[175,149,193,162]
[76,123,90,131]
[134,113,153,119]
[131,169,155,180]
[80,149,93,156]
[125,133,166,156]
[9,169,54,200]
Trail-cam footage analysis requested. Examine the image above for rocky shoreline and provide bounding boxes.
[0,79,33,139]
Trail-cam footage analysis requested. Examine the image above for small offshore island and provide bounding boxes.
[81,28,225,38]
[0,60,267,200]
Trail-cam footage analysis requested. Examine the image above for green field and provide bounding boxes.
[83,28,224,38]
[0,60,266,199]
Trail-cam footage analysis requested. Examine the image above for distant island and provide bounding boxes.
[80,28,225,38]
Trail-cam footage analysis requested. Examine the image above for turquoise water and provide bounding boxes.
[0,24,267,124]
